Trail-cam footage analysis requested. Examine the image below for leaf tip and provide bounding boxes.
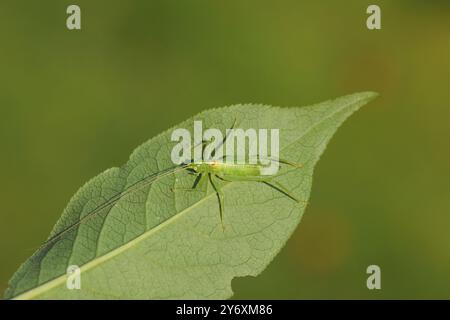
[360,91,380,101]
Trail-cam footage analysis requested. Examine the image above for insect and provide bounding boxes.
[176,157,303,230]
[40,120,304,250]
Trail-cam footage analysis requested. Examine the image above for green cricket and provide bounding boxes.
[40,119,304,249]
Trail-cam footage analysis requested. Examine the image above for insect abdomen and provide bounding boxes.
[212,163,262,177]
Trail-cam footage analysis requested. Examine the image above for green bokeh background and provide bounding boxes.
[1,1,449,299]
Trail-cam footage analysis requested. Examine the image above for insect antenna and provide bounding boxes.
[34,119,239,252]
[216,117,237,152]
[36,163,190,251]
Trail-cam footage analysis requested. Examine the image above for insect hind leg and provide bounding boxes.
[275,158,303,168]
[261,179,306,205]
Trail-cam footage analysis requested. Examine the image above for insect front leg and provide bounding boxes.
[208,173,226,231]
[170,173,205,192]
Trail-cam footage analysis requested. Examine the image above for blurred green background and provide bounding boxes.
[1,0,450,299]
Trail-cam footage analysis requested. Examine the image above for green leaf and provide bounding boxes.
[5,92,378,299]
